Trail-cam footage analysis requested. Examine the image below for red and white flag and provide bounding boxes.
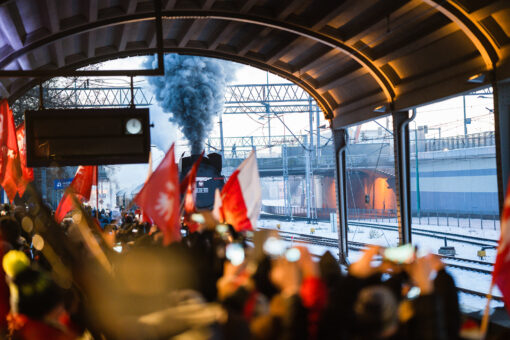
[15,122,34,196]
[220,151,261,232]
[55,166,97,222]
[492,184,510,314]
[0,100,22,202]
[134,144,181,245]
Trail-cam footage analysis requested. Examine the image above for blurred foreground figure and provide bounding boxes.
[3,250,77,340]
[342,247,458,340]
[0,187,466,340]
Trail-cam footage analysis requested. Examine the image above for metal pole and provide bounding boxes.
[266,104,271,148]
[333,128,349,264]
[219,112,224,158]
[305,135,311,222]
[309,98,314,154]
[130,76,135,108]
[316,105,320,161]
[463,95,468,136]
[308,98,317,222]
[393,110,415,245]
[413,117,421,216]
[282,144,291,220]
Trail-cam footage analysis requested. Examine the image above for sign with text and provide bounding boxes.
[54,178,73,190]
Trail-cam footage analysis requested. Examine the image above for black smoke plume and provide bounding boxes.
[146,54,234,154]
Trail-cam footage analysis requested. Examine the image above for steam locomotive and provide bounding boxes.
[179,153,225,209]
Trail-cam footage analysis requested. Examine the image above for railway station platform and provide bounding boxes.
[1,0,510,339]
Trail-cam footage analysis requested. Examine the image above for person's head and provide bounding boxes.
[123,215,133,225]
[3,250,64,319]
[2,204,11,214]
[354,285,399,339]
[0,217,21,248]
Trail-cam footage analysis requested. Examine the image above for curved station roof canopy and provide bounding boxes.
[0,0,509,129]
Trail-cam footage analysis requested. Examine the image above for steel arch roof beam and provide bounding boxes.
[0,10,397,103]
[422,0,500,69]
[7,47,334,120]
[0,0,165,77]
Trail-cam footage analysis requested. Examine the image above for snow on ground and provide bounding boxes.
[257,217,501,312]
[258,216,499,263]
[363,218,500,241]
[262,199,286,206]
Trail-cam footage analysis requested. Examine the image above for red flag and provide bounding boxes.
[0,100,22,202]
[220,151,261,231]
[134,144,180,245]
[93,166,98,213]
[492,184,510,314]
[180,151,204,216]
[92,165,98,187]
[15,122,34,196]
[180,151,204,195]
[54,166,96,222]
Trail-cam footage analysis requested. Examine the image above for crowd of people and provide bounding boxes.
[0,202,506,339]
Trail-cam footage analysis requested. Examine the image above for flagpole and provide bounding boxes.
[480,282,494,338]
[96,166,99,216]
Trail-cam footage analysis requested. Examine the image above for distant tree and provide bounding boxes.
[11,63,102,125]
[10,64,105,207]
[11,77,88,125]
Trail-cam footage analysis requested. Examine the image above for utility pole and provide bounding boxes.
[219,111,225,158]
[316,105,320,161]
[267,103,271,148]
[307,98,317,223]
[305,135,311,222]
[463,95,468,136]
[413,110,421,216]
[309,98,314,157]
[265,72,271,150]
[282,144,292,220]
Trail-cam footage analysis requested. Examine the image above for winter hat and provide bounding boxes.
[2,250,64,319]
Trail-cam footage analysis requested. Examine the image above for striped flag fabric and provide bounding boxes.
[220,151,261,231]
[492,184,510,314]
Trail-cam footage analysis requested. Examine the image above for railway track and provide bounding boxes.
[349,221,498,248]
[260,215,499,248]
[258,227,503,302]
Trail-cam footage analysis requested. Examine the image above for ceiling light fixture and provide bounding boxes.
[467,73,486,83]
[373,105,387,113]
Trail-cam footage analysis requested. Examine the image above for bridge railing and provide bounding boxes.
[221,146,337,173]
[261,205,336,220]
[261,205,500,230]
[416,131,495,152]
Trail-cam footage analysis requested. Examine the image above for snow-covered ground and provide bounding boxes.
[257,217,503,312]
[258,217,499,262]
[262,199,286,206]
